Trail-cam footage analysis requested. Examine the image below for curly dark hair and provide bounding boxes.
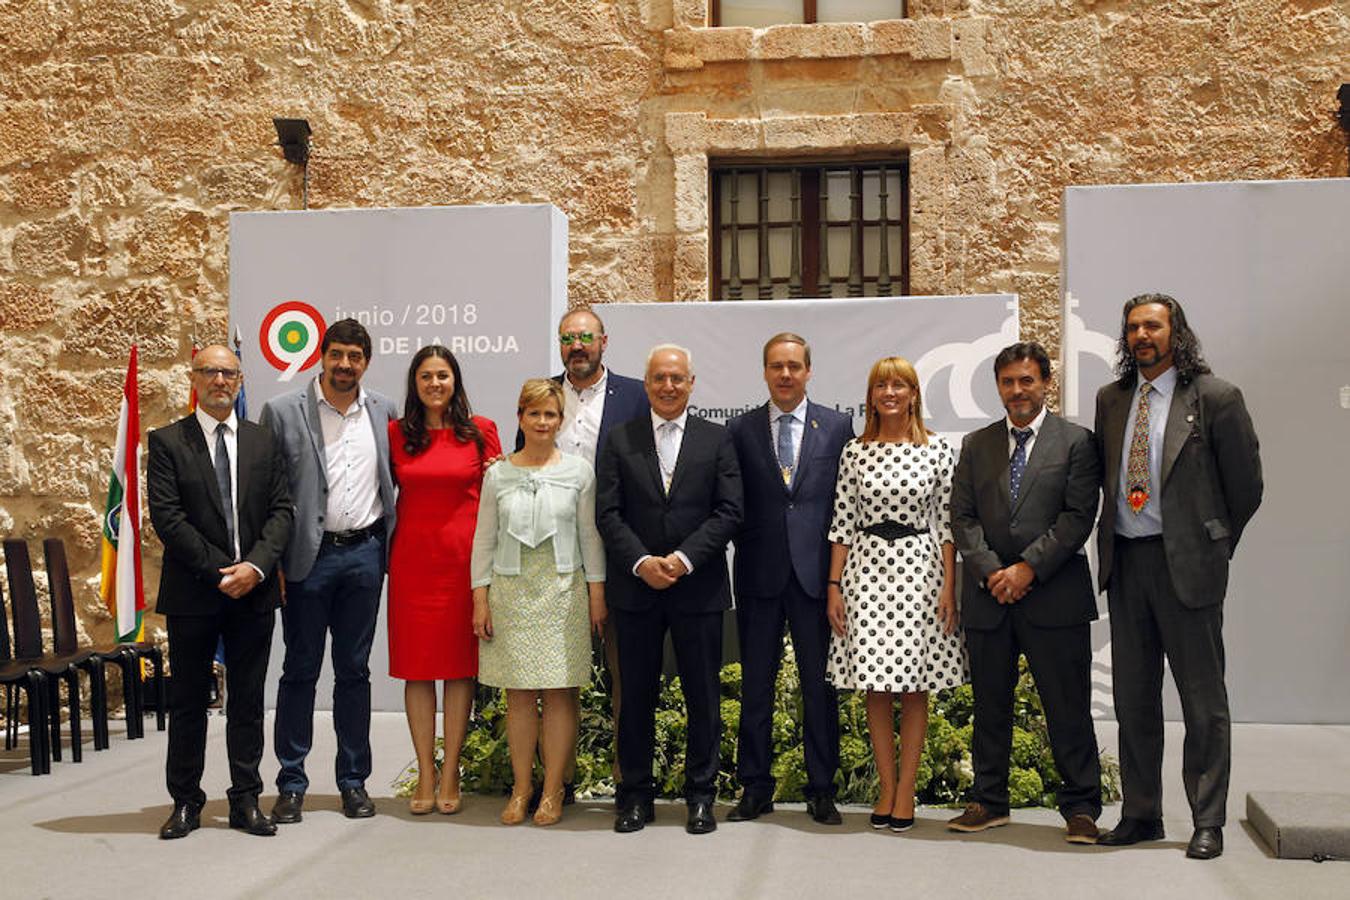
[1113,293,1211,387]
[400,344,484,458]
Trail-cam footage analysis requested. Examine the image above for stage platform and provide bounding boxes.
[3,714,1346,899]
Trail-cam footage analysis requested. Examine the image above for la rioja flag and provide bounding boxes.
[99,346,145,642]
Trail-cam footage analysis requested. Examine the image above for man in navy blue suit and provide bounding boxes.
[517,304,648,806]
[726,333,854,825]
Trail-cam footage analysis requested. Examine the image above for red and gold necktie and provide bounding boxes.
[1126,383,1152,514]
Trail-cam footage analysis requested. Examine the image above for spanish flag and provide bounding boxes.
[99,346,145,642]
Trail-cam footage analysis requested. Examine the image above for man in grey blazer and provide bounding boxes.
[1094,294,1262,860]
[948,342,1102,843]
[259,318,399,823]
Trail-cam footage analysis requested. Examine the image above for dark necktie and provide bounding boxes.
[214,423,235,556]
[1010,427,1033,505]
[776,413,796,486]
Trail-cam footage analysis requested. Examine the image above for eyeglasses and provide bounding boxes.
[648,373,688,387]
[558,332,596,346]
[193,367,241,381]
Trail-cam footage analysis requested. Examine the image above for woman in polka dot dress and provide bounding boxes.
[825,355,966,832]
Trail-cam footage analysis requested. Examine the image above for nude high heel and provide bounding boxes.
[501,791,531,825]
[533,789,565,826]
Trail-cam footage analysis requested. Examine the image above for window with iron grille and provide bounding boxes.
[711,158,909,301]
[712,1,905,28]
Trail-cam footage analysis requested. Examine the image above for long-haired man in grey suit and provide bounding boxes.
[1094,294,1262,860]
[260,318,399,823]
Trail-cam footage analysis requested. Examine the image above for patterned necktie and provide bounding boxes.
[214,422,236,555]
[1126,383,1153,514]
[776,412,796,486]
[657,420,678,492]
[1009,427,1032,505]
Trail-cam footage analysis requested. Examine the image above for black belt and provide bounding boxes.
[861,521,924,541]
[322,519,383,547]
[1115,534,1162,545]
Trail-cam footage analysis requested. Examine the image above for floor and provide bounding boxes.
[3,713,1347,899]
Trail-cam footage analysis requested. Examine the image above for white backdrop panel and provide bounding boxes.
[1063,179,1350,724]
[229,204,567,713]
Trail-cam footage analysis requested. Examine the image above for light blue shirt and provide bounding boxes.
[1114,366,1177,537]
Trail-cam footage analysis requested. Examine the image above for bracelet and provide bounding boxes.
[827,579,841,587]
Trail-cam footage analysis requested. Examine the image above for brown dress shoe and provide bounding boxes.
[946,802,1010,833]
[1065,814,1099,844]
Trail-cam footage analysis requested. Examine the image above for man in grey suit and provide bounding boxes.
[948,342,1102,844]
[259,318,399,823]
[1094,294,1262,860]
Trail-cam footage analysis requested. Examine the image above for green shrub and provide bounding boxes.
[393,648,1121,809]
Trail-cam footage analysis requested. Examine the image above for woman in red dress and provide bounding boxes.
[387,344,500,815]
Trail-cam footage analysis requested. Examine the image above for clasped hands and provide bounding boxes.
[218,562,262,599]
[637,554,688,590]
[986,561,1034,605]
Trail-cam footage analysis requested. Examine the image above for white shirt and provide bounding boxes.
[558,367,609,467]
[196,408,264,580]
[315,381,383,533]
[633,408,693,576]
[770,396,808,471]
[1115,366,1176,538]
[196,407,240,560]
[1005,405,1049,460]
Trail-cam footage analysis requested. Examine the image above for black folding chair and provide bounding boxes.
[44,538,165,738]
[3,539,99,762]
[1,575,51,775]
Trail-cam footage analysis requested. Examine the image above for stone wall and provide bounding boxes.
[1,1,1346,653]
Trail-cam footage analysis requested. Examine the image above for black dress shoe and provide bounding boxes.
[1098,817,1165,846]
[888,816,915,833]
[726,793,774,822]
[686,800,717,835]
[1186,826,1223,860]
[614,800,655,833]
[806,795,843,826]
[158,802,201,840]
[271,790,304,824]
[869,812,891,830]
[228,804,277,836]
[340,786,376,819]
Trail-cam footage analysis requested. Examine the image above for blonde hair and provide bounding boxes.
[860,356,930,445]
[517,378,565,418]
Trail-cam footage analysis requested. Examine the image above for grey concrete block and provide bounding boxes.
[1247,792,1350,861]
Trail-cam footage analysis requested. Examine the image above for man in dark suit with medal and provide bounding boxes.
[726,333,854,825]
[947,342,1103,843]
[597,344,743,835]
[1093,294,1262,860]
[148,344,292,839]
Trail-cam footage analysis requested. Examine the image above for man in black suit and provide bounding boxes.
[597,344,743,835]
[514,304,649,807]
[147,344,292,839]
[726,333,853,825]
[1094,294,1262,860]
[947,342,1103,843]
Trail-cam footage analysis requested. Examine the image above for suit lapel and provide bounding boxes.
[666,416,696,499]
[303,383,329,483]
[791,403,822,496]
[1101,385,1130,504]
[1161,380,1196,487]
[186,416,229,523]
[635,417,666,501]
[1011,415,1059,515]
[749,404,783,492]
[985,423,1013,512]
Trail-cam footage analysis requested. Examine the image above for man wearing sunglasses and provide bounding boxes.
[514,305,648,808]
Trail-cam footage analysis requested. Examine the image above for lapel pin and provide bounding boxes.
[1186,414,1195,423]
[811,419,818,429]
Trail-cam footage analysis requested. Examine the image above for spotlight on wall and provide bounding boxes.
[273,117,312,208]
